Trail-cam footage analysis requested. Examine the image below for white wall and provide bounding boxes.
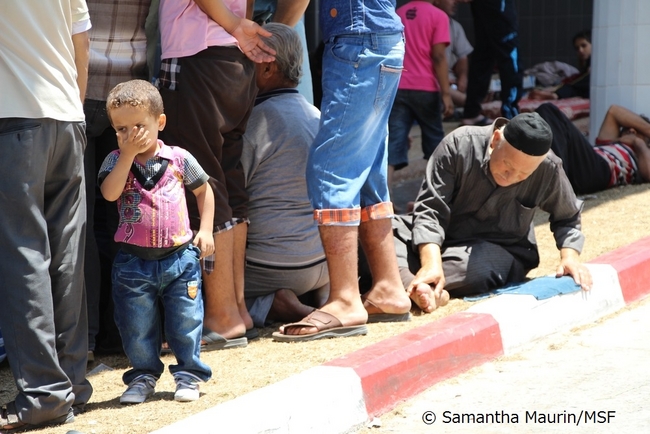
[590,0,650,139]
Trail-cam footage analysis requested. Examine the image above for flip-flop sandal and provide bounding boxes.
[272,310,367,342]
[245,328,260,341]
[1,402,74,432]
[362,297,412,323]
[201,328,248,351]
[161,329,250,354]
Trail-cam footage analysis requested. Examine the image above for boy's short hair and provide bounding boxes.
[106,79,164,120]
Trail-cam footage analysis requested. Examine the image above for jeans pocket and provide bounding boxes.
[184,244,201,260]
[111,250,142,283]
[329,41,362,66]
[375,64,403,113]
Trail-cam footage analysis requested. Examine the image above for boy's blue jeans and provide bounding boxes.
[112,244,212,384]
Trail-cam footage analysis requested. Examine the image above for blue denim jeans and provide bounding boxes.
[307,32,404,224]
[112,244,211,384]
[388,89,444,169]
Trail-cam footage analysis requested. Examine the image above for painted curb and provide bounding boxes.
[589,237,650,304]
[152,366,367,434]
[467,264,625,353]
[151,237,650,434]
[325,312,503,417]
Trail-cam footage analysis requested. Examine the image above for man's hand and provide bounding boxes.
[193,230,215,258]
[556,248,592,291]
[231,19,276,63]
[442,94,454,118]
[193,0,276,63]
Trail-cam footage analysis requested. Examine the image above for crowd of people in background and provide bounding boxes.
[1,0,649,431]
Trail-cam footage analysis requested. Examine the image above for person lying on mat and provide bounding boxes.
[391,112,593,310]
[536,103,650,195]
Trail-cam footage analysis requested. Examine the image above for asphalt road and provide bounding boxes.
[358,296,650,434]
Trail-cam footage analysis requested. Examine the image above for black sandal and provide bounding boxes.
[0,402,26,432]
[0,402,73,432]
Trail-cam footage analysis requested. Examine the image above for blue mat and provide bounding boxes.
[465,276,581,302]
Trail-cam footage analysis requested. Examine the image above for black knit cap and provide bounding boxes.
[503,112,553,156]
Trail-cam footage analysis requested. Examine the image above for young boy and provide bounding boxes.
[99,79,214,404]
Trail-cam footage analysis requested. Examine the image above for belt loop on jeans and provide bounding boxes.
[370,32,378,50]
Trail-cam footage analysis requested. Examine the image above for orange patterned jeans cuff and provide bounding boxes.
[313,202,394,225]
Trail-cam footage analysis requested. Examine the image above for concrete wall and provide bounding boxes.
[590,0,650,139]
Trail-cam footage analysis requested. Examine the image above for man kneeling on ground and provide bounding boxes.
[241,23,329,328]
[392,112,593,311]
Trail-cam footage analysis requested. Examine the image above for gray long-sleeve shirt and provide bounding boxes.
[411,119,585,261]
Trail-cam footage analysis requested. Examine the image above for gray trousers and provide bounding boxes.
[391,216,535,297]
[0,118,92,424]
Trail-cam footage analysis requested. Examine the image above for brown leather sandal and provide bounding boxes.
[362,296,412,323]
[272,310,367,342]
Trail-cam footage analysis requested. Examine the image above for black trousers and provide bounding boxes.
[463,0,522,119]
[535,103,611,195]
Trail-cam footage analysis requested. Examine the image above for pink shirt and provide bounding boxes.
[104,144,204,249]
[397,1,450,92]
[159,0,245,59]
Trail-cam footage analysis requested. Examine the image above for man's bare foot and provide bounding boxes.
[267,289,316,324]
[362,283,412,316]
[203,316,247,340]
[410,282,450,313]
[238,303,254,331]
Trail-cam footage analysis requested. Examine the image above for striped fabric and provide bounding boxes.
[594,143,639,187]
[86,0,150,100]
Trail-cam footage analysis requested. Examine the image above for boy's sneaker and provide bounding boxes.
[174,372,201,402]
[120,374,156,405]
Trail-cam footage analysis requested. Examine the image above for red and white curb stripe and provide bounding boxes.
[152,237,650,434]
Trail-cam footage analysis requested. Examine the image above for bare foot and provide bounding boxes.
[238,303,254,331]
[203,316,246,340]
[410,282,450,313]
[361,283,412,316]
[267,289,316,324]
